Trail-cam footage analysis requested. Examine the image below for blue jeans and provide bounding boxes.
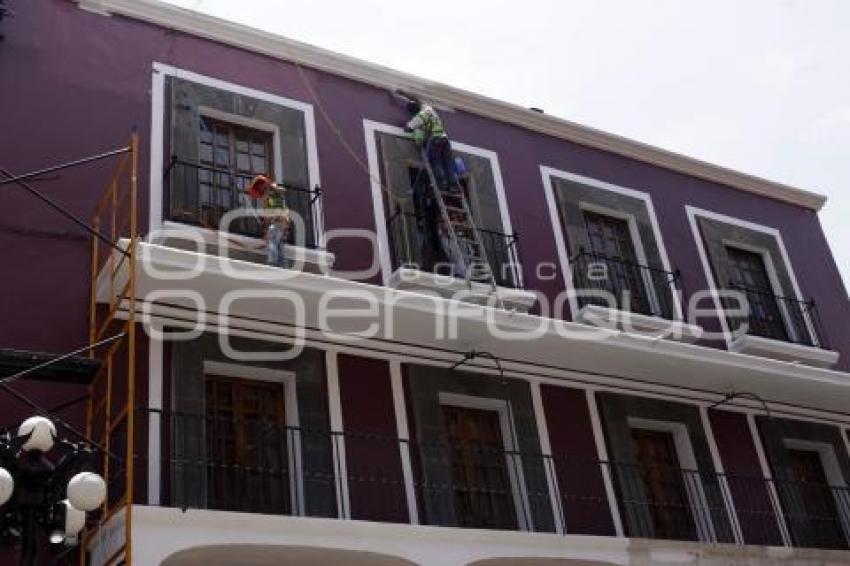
[426,136,459,191]
[267,221,291,268]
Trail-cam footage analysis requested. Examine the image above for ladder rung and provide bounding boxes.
[444,206,467,215]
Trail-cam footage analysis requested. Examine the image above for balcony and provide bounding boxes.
[725,285,838,368]
[159,158,332,271]
[143,409,850,552]
[385,211,536,312]
[570,250,702,342]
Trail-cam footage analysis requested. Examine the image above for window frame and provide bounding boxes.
[578,201,663,317]
[364,120,520,288]
[150,62,324,247]
[437,391,532,531]
[202,360,305,516]
[722,240,802,343]
[782,438,850,544]
[686,206,817,349]
[627,416,720,543]
[540,166,683,321]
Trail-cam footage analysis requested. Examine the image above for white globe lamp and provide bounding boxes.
[18,416,56,452]
[62,499,86,538]
[0,467,13,505]
[67,472,106,512]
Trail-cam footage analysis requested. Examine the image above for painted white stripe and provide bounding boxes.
[700,406,744,544]
[149,66,165,234]
[147,335,163,506]
[585,389,624,537]
[325,351,351,519]
[530,381,565,533]
[747,412,791,546]
[389,361,420,525]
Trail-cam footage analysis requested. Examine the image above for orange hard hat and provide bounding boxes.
[246,175,274,198]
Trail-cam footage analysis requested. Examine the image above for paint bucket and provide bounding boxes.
[454,156,467,177]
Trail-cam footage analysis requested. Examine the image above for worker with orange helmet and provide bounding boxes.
[246,175,291,268]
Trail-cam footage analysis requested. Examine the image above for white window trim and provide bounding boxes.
[782,438,850,543]
[627,416,719,543]
[540,166,684,321]
[686,206,817,349]
[202,360,305,516]
[437,391,533,531]
[149,62,324,247]
[363,120,520,287]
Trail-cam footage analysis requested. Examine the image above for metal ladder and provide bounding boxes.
[419,148,505,308]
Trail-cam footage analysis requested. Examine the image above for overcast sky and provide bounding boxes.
[166,0,850,290]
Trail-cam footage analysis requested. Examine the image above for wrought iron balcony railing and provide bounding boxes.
[141,409,850,551]
[570,250,682,320]
[386,211,524,289]
[725,284,829,349]
[163,157,322,249]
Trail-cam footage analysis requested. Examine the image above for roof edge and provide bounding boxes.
[74,0,828,211]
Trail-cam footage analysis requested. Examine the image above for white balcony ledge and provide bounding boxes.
[102,241,850,416]
[152,221,335,274]
[387,267,537,313]
[729,333,840,369]
[91,505,850,566]
[575,305,703,344]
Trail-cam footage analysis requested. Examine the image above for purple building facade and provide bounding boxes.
[2,1,850,564]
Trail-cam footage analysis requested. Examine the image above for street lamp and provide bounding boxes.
[0,415,106,565]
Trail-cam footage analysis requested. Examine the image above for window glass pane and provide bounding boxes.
[251,156,267,175]
[215,147,229,167]
[252,141,267,157]
[236,153,251,173]
[199,183,212,203]
[236,139,249,153]
[199,144,213,164]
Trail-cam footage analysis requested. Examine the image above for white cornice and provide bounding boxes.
[74,0,828,211]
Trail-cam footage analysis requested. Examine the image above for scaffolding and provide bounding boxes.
[80,132,139,566]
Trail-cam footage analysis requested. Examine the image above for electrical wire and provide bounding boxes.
[0,333,127,462]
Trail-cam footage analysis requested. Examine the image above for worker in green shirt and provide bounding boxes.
[404,99,460,192]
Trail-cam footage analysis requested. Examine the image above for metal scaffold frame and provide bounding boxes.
[81,132,139,566]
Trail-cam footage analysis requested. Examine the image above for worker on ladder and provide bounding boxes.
[404,99,460,192]
[247,175,292,268]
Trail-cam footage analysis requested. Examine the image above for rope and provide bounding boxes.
[293,62,416,260]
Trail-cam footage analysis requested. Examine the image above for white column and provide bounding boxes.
[390,361,419,524]
[147,335,163,506]
[747,412,791,546]
[586,389,624,537]
[699,406,743,544]
[325,351,350,519]
[529,380,565,533]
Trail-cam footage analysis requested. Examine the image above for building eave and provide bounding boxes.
[73,0,828,211]
[112,241,850,419]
